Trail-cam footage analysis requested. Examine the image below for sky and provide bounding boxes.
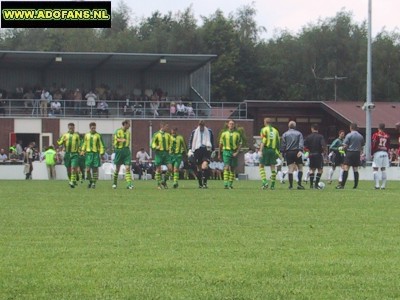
[115,0,399,39]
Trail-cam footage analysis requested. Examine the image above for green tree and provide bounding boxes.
[199,10,243,101]
[372,32,400,101]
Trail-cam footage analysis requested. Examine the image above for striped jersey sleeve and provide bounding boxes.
[170,134,187,154]
[57,132,80,153]
[114,128,130,149]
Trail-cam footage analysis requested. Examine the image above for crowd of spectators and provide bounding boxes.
[1,84,197,118]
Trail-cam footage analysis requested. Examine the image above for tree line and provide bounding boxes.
[1,2,399,103]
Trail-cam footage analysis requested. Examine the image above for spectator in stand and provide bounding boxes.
[85,90,97,115]
[97,100,109,116]
[56,146,65,165]
[135,148,151,180]
[170,102,177,117]
[253,147,260,165]
[150,93,159,117]
[16,140,23,160]
[22,89,35,111]
[132,100,143,117]
[9,148,19,161]
[176,99,186,117]
[73,88,83,115]
[244,148,256,166]
[51,99,62,115]
[389,148,398,164]
[40,90,52,116]
[60,84,67,98]
[0,148,7,161]
[210,157,223,180]
[136,147,150,165]
[53,89,63,102]
[103,148,112,162]
[186,102,195,117]
[15,86,24,100]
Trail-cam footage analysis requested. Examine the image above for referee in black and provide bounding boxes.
[336,123,365,189]
[304,123,327,189]
[281,121,305,190]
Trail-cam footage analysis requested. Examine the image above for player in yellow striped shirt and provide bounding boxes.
[218,119,242,189]
[80,122,105,189]
[169,127,187,188]
[259,117,280,190]
[112,120,133,189]
[151,121,172,189]
[57,122,80,188]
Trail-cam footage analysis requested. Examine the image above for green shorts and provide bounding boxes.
[85,152,102,168]
[154,150,170,166]
[170,153,183,168]
[78,154,86,169]
[222,150,238,168]
[64,152,79,168]
[114,147,132,166]
[259,148,278,166]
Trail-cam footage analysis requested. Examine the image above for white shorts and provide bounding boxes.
[276,158,283,167]
[372,151,390,168]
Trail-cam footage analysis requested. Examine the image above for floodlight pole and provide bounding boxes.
[365,0,373,161]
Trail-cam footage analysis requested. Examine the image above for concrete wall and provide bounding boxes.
[244,166,400,181]
[2,163,399,182]
[0,162,143,180]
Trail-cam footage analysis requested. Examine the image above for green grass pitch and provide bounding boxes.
[1,179,400,299]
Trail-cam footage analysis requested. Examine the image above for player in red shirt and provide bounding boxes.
[371,123,390,189]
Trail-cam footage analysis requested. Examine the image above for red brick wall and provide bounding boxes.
[0,118,14,149]
[42,119,60,145]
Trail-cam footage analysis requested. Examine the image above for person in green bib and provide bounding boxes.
[112,120,133,190]
[57,122,80,188]
[218,119,242,189]
[43,145,57,180]
[80,122,105,189]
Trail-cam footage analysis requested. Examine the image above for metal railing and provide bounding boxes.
[0,99,248,119]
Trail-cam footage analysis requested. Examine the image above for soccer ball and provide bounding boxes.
[318,182,326,189]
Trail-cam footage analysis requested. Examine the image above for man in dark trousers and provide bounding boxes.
[336,123,365,189]
[280,121,305,190]
[304,123,327,189]
[188,120,215,188]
